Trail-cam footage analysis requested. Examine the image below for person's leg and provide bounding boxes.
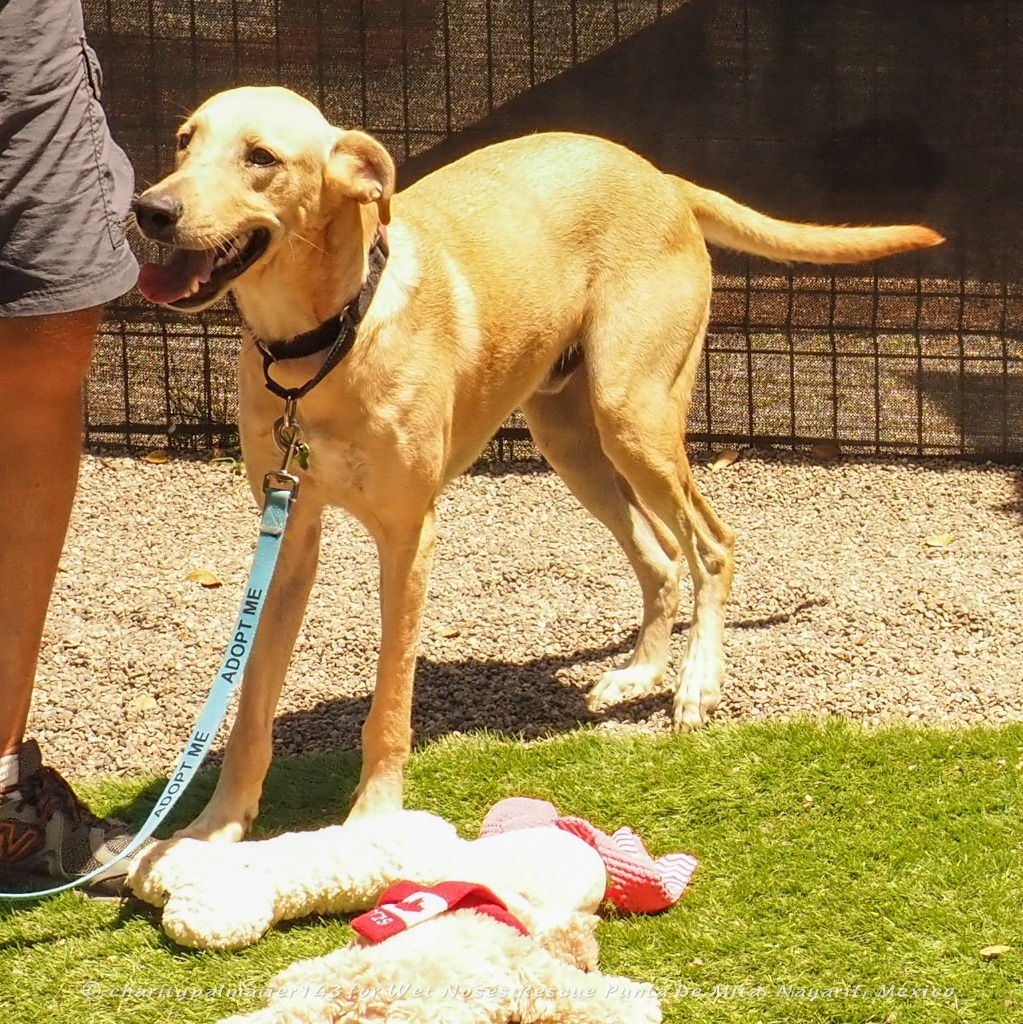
[0,308,149,896]
[0,308,99,758]
[0,3,145,896]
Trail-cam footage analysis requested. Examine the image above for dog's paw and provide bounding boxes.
[673,702,709,730]
[346,776,403,821]
[672,650,723,729]
[671,682,721,730]
[161,842,278,949]
[672,687,721,729]
[172,808,251,844]
[587,664,665,709]
[600,975,663,1023]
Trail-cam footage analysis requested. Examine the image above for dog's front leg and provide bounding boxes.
[176,505,324,842]
[348,506,437,819]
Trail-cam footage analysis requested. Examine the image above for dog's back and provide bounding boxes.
[396,131,942,271]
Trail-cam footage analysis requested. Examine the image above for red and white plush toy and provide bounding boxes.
[480,797,697,914]
[129,800,697,1023]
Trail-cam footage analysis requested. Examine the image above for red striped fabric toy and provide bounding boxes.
[480,797,698,914]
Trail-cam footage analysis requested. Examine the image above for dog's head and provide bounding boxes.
[132,86,395,312]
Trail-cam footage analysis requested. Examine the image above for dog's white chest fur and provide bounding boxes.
[302,437,373,506]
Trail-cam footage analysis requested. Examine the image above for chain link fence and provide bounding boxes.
[82,0,1023,459]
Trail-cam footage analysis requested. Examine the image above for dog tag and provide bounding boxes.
[296,442,311,470]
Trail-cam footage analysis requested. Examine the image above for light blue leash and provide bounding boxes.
[0,411,304,901]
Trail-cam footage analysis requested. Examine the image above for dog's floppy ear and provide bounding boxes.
[325,130,396,224]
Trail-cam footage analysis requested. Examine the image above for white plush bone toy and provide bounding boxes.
[129,810,608,949]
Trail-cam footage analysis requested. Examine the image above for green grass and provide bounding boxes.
[1,721,1021,1023]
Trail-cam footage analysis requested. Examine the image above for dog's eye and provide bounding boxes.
[248,147,278,167]
[176,132,192,151]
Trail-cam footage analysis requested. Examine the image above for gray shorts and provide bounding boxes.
[0,0,138,317]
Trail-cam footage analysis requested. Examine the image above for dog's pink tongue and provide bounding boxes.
[137,248,215,304]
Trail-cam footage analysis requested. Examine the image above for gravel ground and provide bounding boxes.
[30,449,1023,780]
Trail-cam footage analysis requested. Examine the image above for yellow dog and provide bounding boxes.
[133,86,942,841]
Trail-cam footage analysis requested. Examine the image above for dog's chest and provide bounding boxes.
[301,436,376,511]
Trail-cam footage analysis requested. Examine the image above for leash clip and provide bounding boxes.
[272,397,301,455]
[263,468,300,498]
[266,397,303,499]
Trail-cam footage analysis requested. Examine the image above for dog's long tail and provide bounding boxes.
[676,180,944,263]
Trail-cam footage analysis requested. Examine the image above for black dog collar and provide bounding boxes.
[239,232,389,403]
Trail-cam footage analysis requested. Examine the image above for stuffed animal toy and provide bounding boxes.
[211,895,662,1024]
[128,798,696,950]
[129,800,695,1023]
[128,809,607,949]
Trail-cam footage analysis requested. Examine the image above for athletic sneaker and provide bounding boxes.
[0,739,150,898]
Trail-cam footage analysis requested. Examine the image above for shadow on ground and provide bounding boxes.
[270,594,829,751]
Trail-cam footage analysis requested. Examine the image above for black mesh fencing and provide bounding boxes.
[81,0,1023,459]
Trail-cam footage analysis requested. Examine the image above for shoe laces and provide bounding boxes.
[15,766,104,831]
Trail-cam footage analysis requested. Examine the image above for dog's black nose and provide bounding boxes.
[132,193,183,242]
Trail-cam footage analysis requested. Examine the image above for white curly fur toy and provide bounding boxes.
[128,810,608,949]
[213,904,660,1024]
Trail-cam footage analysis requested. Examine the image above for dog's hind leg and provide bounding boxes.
[522,370,683,707]
[587,268,735,729]
[347,504,437,819]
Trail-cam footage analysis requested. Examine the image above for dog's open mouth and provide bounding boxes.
[137,228,271,309]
